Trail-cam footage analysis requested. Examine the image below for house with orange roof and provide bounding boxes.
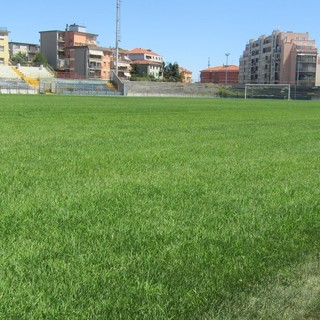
[200,65,239,84]
[128,48,163,79]
[179,67,192,83]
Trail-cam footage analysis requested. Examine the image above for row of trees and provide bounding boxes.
[130,62,183,82]
[10,52,47,66]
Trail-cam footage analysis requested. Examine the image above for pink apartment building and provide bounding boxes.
[239,30,318,86]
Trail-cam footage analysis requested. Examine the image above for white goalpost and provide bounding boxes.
[245,84,291,100]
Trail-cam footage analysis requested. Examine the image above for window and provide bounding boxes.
[0,46,4,51]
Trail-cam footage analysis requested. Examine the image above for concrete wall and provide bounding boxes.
[124,81,220,97]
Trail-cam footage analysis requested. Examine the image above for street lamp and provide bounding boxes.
[225,52,230,85]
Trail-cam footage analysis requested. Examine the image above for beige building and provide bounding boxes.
[9,42,40,63]
[0,28,10,65]
[239,30,318,86]
[128,48,164,79]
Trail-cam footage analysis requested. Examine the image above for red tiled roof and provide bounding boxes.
[180,67,192,74]
[129,48,161,56]
[201,65,239,72]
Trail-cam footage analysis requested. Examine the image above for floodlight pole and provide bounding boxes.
[225,52,230,85]
[115,0,121,76]
[296,56,300,86]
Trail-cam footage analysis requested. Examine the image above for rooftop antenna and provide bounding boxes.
[208,57,210,68]
[115,0,121,76]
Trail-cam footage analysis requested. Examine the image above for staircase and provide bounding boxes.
[106,81,117,91]
[12,67,40,87]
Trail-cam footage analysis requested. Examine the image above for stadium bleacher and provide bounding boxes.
[0,66,121,95]
[53,79,119,95]
[0,66,38,93]
[18,66,54,79]
[0,66,21,79]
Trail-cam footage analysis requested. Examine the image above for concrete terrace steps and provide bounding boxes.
[18,66,55,79]
[12,67,39,87]
[39,78,122,95]
[0,65,21,79]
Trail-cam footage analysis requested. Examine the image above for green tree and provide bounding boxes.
[33,52,48,66]
[11,52,28,65]
[130,64,141,77]
[163,62,182,82]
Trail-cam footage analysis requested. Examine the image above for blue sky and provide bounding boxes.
[2,0,319,81]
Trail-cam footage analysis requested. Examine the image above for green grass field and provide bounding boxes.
[0,95,319,319]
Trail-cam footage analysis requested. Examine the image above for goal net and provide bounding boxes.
[245,84,291,100]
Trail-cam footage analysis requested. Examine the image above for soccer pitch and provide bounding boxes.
[0,95,319,319]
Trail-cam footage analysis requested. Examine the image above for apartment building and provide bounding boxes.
[9,42,40,63]
[67,45,130,80]
[40,23,132,80]
[40,24,98,71]
[239,30,318,86]
[0,27,10,65]
[128,48,163,79]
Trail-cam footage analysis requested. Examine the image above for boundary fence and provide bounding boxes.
[1,77,320,99]
[40,79,122,96]
[0,79,38,94]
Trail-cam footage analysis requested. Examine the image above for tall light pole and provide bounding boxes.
[225,52,230,85]
[296,55,300,86]
[115,0,121,76]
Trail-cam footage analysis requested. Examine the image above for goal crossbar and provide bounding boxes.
[245,84,291,100]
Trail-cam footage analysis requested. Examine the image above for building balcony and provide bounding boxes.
[88,70,101,78]
[57,59,66,69]
[86,40,97,45]
[89,57,102,62]
[89,64,101,70]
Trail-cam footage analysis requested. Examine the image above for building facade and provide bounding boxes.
[239,30,318,86]
[9,42,40,63]
[40,23,132,80]
[0,27,10,65]
[200,65,239,84]
[180,67,192,83]
[66,46,130,80]
[128,48,163,79]
[40,24,98,72]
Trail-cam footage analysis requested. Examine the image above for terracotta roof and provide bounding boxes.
[130,59,162,66]
[129,48,161,56]
[201,65,239,72]
[180,67,192,74]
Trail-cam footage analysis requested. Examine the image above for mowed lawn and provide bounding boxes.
[0,95,319,319]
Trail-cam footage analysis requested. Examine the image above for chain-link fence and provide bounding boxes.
[40,79,122,96]
[215,85,320,100]
[0,79,38,94]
